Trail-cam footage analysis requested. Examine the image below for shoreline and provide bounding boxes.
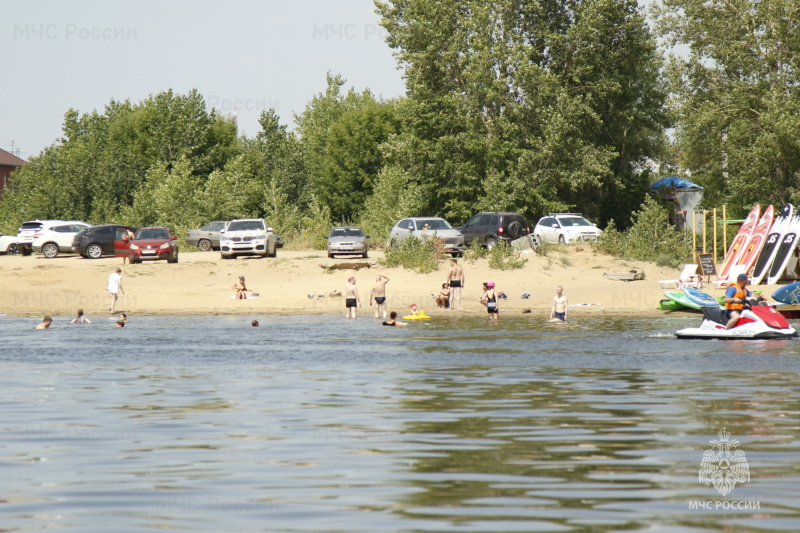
[0,248,759,320]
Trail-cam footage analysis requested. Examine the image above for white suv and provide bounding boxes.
[31,221,93,258]
[16,220,90,256]
[533,213,602,245]
[219,218,278,259]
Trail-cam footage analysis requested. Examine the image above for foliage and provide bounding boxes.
[654,0,800,216]
[595,195,692,266]
[487,240,528,270]
[463,239,489,263]
[376,0,668,226]
[357,166,428,243]
[382,235,443,274]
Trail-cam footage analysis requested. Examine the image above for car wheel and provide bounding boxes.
[171,252,179,264]
[485,237,497,250]
[7,243,19,255]
[87,244,103,259]
[198,239,212,252]
[42,243,59,258]
[507,221,523,239]
[362,251,368,259]
[558,235,566,245]
[21,247,32,256]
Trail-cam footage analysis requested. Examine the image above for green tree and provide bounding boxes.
[655,0,800,215]
[377,0,667,226]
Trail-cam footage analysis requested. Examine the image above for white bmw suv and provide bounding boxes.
[219,218,278,259]
[533,213,602,245]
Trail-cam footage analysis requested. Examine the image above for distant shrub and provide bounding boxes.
[488,240,528,270]
[464,239,489,262]
[595,196,692,265]
[382,235,443,274]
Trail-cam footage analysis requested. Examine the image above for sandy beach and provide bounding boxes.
[0,247,758,319]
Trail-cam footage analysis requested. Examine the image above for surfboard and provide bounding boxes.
[772,282,800,304]
[683,287,720,308]
[718,205,760,281]
[767,215,800,285]
[752,204,794,284]
[663,290,701,310]
[735,205,774,277]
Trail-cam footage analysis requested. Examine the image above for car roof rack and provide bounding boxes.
[548,212,583,217]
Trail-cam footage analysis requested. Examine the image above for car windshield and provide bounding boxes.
[136,228,169,240]
[228,220,264,232]
[559,217,593,227]
[331,228,364,238]
[415,219,452,231]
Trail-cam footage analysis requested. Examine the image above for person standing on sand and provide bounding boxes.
[448,259,465,309]
[345,277,360,319]
[107,267,124,314]
[370,275,390,319]
[550,286,568,322]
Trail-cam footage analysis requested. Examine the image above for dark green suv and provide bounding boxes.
[457,212,530,249]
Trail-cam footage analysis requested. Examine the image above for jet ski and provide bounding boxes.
[676,299,798,339]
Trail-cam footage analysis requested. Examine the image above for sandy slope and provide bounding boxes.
[0,247,751,319]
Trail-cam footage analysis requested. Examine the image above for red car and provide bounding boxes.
[126,227,179,264]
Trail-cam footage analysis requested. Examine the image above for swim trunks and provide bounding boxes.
[346,298,357,308]
[553,311,565,321]
[374,297,385,305]
[382,321,396,326]
[449,279,462,288]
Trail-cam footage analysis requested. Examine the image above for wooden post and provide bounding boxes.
[692,210,698,263]
[722,204,727,253]
[702,209,707,253]
[713,208,718,261]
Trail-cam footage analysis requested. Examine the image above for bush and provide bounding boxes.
[464,239,489,262]
[382,235,443,274]
[488,240,528,270]
[595,195,692,264]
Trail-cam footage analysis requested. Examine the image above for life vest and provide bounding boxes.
[725,285,747,311]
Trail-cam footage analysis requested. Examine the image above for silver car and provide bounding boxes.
[186,221,227,251]
[327,226,369,258]
[389,217,465,256]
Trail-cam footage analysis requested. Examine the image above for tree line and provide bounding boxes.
[2,0,798,245]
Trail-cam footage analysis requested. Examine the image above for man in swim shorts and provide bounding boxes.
[370,274,390,319]
[448,259,465,309]
[345,277,360,319]
[550,286,568,322]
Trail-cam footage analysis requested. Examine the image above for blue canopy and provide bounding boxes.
[650,176,703,189]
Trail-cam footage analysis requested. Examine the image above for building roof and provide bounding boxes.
[0,148,26,167]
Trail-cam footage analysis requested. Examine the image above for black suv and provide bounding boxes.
[458,212,530,249]
[72,224,137,259]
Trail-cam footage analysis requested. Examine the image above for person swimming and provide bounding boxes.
[382,311,407,326]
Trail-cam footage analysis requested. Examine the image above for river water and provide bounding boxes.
[0,313,798,532]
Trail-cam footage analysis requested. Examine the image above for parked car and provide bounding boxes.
[389,217,465,256]
[72,224,137,259]
[533,213,603,244]
[186,221,228,251]
[457,212,530,249]
[275,235,285,248]
[219,218,278,259]
[129,227,179,263]
[16,220,83,256]
[327,226,369,258]
[31,221,93,258]
[0,232,18,255]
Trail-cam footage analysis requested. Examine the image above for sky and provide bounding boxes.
[0,0,407,160]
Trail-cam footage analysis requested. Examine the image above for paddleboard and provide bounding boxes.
[683,287,720,308]
[659,298,686,311]
[767,215,800,284]
[772,282,800,304]
[718,205,760,281]
[736,205,774,276]
[752,204,794,284]
[663,290,702,310]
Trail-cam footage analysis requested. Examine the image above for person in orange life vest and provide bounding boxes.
[724,273,765,329]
